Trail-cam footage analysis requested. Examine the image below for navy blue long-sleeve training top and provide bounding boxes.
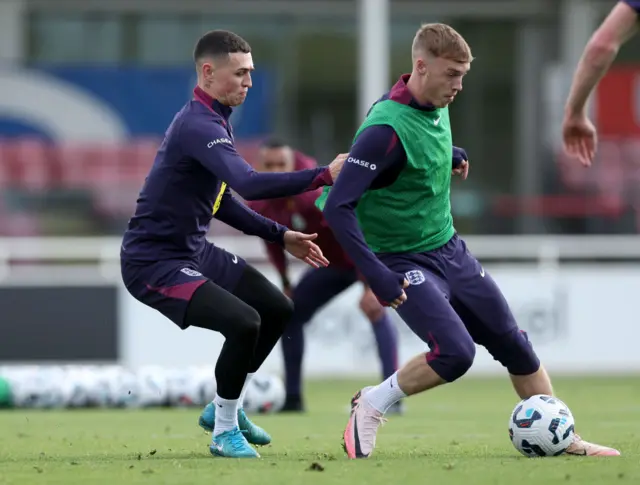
[323,74,467,303]
[122,86,332,262]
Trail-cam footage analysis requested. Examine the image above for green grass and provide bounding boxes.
[0,376,637,485]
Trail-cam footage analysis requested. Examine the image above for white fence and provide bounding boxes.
[2,235,640,266]
[0,235,639,376]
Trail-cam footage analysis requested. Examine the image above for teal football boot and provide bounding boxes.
[199,402,272,446]
[209,427,260,458]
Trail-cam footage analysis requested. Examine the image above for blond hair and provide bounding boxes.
[412,23,473,63]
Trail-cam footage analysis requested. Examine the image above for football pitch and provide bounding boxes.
[0,376,637,485]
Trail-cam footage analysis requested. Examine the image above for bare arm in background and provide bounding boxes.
[562,1,639,166]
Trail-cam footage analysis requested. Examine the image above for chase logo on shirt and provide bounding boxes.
[347,156,376,170]
[207,137,232,148]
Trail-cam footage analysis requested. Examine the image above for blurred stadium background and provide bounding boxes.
[0,0,639,411]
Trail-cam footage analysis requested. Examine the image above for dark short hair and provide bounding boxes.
[193,30,251,63]
[260,136,289,149]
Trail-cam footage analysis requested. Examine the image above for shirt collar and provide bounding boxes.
[193,86,233,120]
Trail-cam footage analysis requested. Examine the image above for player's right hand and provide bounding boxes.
[368,270,408,308]
[328,153,349,182]
[283,231,330,268]
[562,112,597,167]
[389,279,409,309]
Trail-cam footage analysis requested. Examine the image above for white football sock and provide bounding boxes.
[213,394,239,436]
[364,372,407,413]
[238,372,255,409]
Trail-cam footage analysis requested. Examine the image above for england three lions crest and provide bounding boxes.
[405,270,425,285]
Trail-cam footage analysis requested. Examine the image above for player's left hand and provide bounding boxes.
[452,160,469,179]
[328,153,349,181]
[452,146,469,180]
[283,231,330,268]
[389,279,410,309]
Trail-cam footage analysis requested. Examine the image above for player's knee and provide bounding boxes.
[359,289,384,322]
[271,294,294,331]
[446,342,476,381]
[427,335,476,383]
[233,306,261,342]
[487,327,540,376]
[360,301,384,322]
[281,293,295,319]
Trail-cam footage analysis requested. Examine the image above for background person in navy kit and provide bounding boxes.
[120,30,347,458]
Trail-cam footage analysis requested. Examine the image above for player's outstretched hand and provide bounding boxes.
[452,160,469,179]
[390,279,410,309]
[328,153,349,182]
[283,231,330,268]
[562,112,597,167]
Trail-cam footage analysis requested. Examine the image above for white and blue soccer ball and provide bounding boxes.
[509,394,576,457]
[242,374,285,414]
[165,368,200,407]
[135,366,170,408]
[100,366,139,408]
[59,366,99,408]
[188,366,217,406]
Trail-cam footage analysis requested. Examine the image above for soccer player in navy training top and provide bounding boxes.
[563,0,640,166]
[120,30,346,459]
[320,23,620,458]
[248,138,401,414]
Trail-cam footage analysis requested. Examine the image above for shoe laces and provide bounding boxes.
[225,429,248,451]
[361,406,388,429]
[369,415,387,428]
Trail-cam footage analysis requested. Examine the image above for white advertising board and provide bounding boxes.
[118,262,640,377]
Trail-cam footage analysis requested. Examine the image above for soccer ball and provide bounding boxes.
[188,366,217,406]
[509,394,576,457]
[101,367,139,408]
[165,368,201,407]
[3,365,64,409]
[136,366,170,408]
[60,366,97,408]
[242,374,285,414]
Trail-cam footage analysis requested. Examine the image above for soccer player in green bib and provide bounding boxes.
[318,23,620,459]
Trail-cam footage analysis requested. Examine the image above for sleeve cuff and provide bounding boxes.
[309,167,333,189]
[273,224,288,246]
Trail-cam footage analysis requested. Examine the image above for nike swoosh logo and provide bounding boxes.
[353,412,367,458]
[231,254,238,264]
[564,449,587,456]
[480,267,485,277]
[434,116,441,125]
